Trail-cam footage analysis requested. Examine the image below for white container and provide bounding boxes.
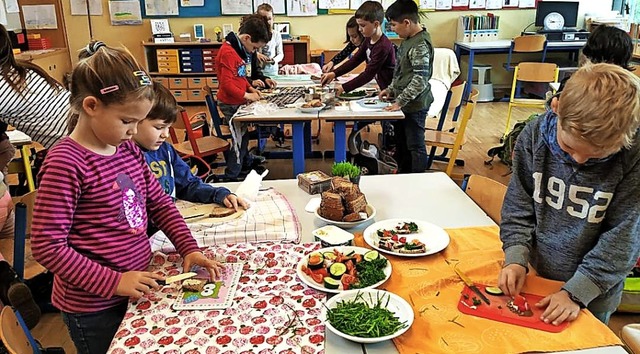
[312,225,354,247]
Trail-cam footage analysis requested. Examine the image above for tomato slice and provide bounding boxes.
[311,273,324,284]
[312,268,329,278]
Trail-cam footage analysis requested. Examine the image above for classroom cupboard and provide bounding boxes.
[142,40,310,103]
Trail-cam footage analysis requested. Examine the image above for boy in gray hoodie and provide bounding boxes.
[499,63,640,326]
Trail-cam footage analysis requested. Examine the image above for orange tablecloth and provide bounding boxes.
[354,226,622,354]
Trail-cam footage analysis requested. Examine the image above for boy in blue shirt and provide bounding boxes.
[380,0,433,173]
[135,83,248,210]
[499,64,640,326]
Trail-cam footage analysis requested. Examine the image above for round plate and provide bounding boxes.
[297,103,326,113]
[363,218,450,257]
[296,246,392,294]
[325,289,414,343]
[314,204,376,229]
[356,98,390,110]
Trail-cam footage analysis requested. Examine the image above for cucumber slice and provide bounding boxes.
[323,277,340,289]
[323,252,337,261]
[308,253,325,270]
[364,250,379,262]
[485,286,504,296]
[329,262,347,280]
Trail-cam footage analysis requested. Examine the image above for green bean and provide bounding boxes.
[326,292,408,338]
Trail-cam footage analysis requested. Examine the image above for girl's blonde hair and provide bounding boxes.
[558,63,640,150]
[67,44,154,132]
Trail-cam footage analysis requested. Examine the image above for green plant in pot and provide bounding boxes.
[332,162,361,184]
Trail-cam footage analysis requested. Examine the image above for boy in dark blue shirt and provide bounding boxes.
[135,83,248,210]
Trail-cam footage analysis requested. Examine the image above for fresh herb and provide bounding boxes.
[472,297,482,306]
[435,291,440,297]
[331,162,361,178]
[406,222,419,232]
[448,315,465,328]
[351,258,388,289]
[326,292,407,338]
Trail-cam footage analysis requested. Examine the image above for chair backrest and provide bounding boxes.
[505,35,547,70]
[170,109,203,155]
[436,81,466,128]
[203,86,231,140]
[0,306,41,354]
[464,175,507,224]
[515,62,559,83]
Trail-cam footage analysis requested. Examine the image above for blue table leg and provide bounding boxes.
[334,121,347,163]
[304,120,312,156]
[291,121,305,176]
[466,49,475,99]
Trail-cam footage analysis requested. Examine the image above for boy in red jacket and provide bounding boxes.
[216,14,272,180]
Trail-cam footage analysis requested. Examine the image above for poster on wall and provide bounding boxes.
[5,0,18,13]
[319,0,349,9]
[486,0,501,9]
[419,0,435,10]
[469,0,485,9]
[109,1,143,25]
[435,0,451,10]
[287,0,317,16]
[452,0,468,6]
[221,0,253,14]
[502,0,518,7]
[350,0,380,10]
[518,0,534,8]
[71,0,103,15]
[181,0,205,5]
[0,0,7,27]
[146,0,179,15]
[22,5,58,29]
[253,0,286,14]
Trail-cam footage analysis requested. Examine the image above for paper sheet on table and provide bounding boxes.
[6,130,31,144]
[353,227,623,354]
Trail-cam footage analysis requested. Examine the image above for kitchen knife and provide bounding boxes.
[454,267,491,305]
[157,272,197,286]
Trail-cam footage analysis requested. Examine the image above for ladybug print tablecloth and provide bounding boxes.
[109,242,326,354]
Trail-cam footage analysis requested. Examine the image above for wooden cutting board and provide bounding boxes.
[457,284,570,333]
[178,204,245,223]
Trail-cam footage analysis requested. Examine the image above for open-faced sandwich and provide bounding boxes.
[376,222,425,254]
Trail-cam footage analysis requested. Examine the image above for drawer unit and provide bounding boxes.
[154,77,169,88]
[168,78,188,89]
[158,67,180,74]
[156,49,178,56]
[203,67,215,73]
[158,61,179,68]
[170,89,187,101]
[187,89,204,101]
[181,67,204,73]
[206,77,219,88]
[188,77,205,89]
[157,55,179,62]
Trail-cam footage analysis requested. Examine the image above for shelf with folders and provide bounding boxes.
[456,14,500,43]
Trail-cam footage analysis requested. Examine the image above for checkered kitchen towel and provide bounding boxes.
[150,189,301,252]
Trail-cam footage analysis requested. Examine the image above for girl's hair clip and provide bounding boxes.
[100,85,120,95]
[86,41,106,56]
[133,71,153,87]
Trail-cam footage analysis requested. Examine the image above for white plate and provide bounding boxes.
[314,204,376,229]
[356,98,390,110]
[325,289,414,343]
[297,103,326,113]
[363,218,450,257]
[296,246,391,294]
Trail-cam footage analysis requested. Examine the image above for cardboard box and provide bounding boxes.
[298,171,332,195]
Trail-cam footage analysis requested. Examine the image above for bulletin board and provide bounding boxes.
[138,0,538,18]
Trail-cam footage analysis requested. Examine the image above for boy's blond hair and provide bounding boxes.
[558,63,640,150]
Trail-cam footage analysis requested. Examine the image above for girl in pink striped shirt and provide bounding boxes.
[31,42,222,354]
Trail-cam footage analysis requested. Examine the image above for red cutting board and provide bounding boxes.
[457,284,570,333]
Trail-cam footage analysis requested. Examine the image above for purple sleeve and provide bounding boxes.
[332,42,367,79]
[31,150,123,299]
[341,40,394,93]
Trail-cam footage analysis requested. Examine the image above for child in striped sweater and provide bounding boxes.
[31,44,221,354]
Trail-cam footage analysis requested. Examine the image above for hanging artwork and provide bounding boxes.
[71,0,103,15]
[109,1,142,25]
[181,0,205,5]
[287,0,317,16]
[145,0,179,15]
[253,0,286,14]
[319,0,349,10]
